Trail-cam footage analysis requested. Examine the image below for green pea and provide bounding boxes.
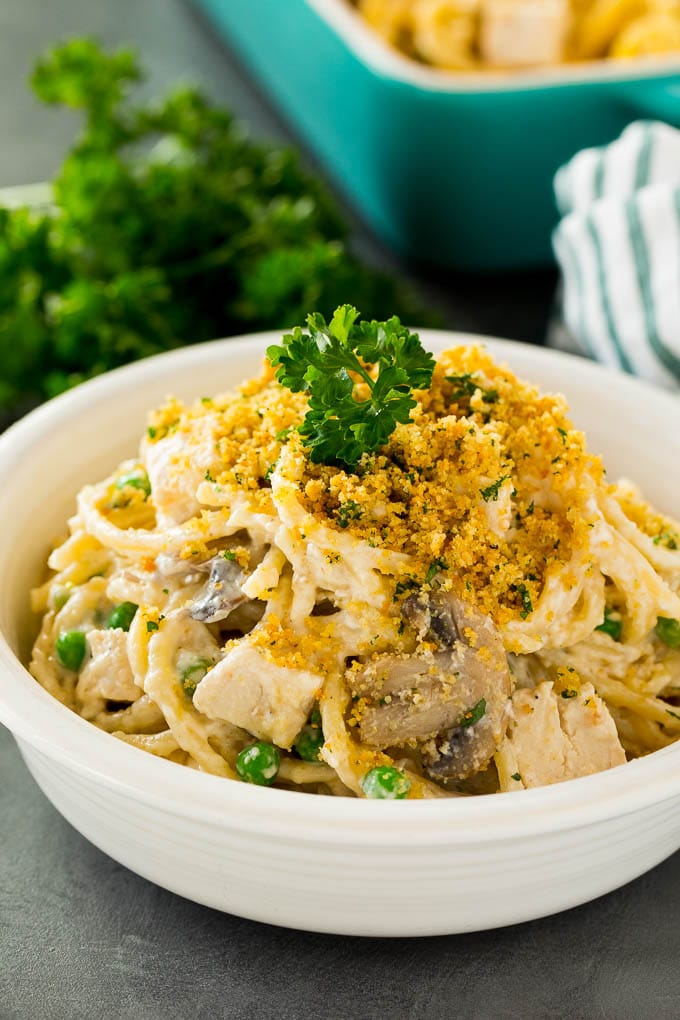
[360,765,411,800]
[52,587,72,611]
[180,658,213,698]
[596,611,622,642]
[236,742,280,786]
[294,711,324,762]
[656,617,680,649]
[115,469,151,498]
[105,601,138,631]
[55,630,87,672]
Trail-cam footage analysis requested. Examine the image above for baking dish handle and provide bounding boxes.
[619,80,680,127]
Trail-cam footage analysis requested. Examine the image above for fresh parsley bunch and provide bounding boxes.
[267,305,435,467]
[0,38,430,418]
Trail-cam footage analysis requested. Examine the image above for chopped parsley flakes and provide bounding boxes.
[425,558,448,585]
[511,582,533,620]
[480,475,509,502]
[459,698,486,728]
[446,373,498,404]
[335,500,363,529]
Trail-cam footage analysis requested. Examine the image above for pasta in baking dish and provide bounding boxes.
[30,338,680,799]
[354,0,680,71]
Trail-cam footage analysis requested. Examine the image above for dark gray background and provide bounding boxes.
[1,3,678,1018]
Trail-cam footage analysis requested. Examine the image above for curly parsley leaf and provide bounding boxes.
[267,306,435,468]
[0,39,434,422]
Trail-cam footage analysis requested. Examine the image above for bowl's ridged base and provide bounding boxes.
[19,740,680,936]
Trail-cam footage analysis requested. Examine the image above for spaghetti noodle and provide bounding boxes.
[30,343,680,798]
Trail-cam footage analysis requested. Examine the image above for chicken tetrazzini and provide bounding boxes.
[30,318,680,799]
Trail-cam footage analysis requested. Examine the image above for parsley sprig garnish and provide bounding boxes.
[267,305,435,468]
[0,39,431,420]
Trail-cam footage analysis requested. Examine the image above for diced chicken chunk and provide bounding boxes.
[193,643,322,749]
[501,681,626,788]
[412,0,479,69]
[480,0,569,66]
[77,629,141,715]
[143,415,221,526]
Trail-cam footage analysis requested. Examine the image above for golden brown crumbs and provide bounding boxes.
[142,346,608,627]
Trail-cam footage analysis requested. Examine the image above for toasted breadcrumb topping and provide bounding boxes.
[143,346,605,627]
[611,479,680,548]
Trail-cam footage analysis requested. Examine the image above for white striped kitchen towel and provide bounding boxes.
[552,121,680,390]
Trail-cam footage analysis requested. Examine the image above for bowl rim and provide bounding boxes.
[2,329,680,846]
[306,0,680,93]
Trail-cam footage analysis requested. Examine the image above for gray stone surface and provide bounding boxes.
[1,2,678,1018]
[3,721,680,1020]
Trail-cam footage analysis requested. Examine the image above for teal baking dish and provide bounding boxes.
[194,0,680,270]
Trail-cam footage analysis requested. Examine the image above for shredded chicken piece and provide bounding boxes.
[143,415,221,526]
[76,629,141,718]
[500,681,626,788]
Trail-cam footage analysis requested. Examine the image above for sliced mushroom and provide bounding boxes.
[402,590,463,647]
[156,553,201,578]
[221,598,265,636]
[347,590,513,781]
[189,556,248,624]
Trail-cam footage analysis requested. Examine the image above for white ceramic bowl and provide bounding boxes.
[1,331,680,937]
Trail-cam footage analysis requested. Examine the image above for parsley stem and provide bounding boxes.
[352,362,375,391]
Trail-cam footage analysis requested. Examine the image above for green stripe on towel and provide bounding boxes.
[626,198,680,382]
[634,123,654,190]
[586,216,634,373]
[593,150,605,200]
[558,229,595,358]
[632,123,652,191]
